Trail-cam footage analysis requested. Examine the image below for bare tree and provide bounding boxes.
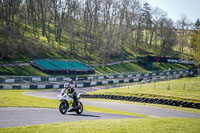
[52,0,68,44]
[83,0,93,59]
[118,0,133,63]
[149,7,166,48]
[0,0,22,59]
[35,0,48,36]
[67,0,80,56]
[158,18,177,56]
[135,5,144,49]
[102,0,119,66]
[176,15,190,53]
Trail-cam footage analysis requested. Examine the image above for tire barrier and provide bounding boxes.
[80,94,200,109]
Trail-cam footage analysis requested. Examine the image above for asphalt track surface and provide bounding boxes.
[0,107,138,128]
[0,87,138,128]
[1,87,200,128]
[25,88,200,118]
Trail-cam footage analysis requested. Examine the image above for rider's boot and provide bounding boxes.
[72,102,76,108]
[76,101,81,109]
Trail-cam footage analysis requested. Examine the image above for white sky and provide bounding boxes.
[142,0,200,23]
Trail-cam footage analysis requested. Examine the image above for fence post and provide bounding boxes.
[140,84,142,89]
[154,82,156,90]
[20,76,22,84]
[183,83,185,90]
[167,82,170,90]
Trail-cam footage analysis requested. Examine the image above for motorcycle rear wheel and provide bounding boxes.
[59,102,68,114]
[76,102,83,115]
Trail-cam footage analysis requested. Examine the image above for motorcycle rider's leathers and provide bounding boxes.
[61,85,78,107]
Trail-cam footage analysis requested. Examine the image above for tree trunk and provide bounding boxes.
[149,26,156,48]
[136,24,141,48]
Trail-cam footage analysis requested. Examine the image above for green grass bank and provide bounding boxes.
[1,118,200,133]
[88,76,200,103]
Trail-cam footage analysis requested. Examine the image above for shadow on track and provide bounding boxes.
[66,114,100,118]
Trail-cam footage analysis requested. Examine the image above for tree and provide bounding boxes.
[52,0,68,44]
[195,18,200,29]
[26,0,39,40]
[123,0,140,50]
[158,18,177,56]
[135,8,144,49]
[67,0,80,56]
[35,0,48,36]
[88,0,102,60]
[149,7,166,48]
[142,2,152,46]
[0,0,23,59]
[83,0,94,60]
[176,15,190,53]
[96,0,119,66]
[0,0,22,28]
[118,0,131,63]
[192,29,200,65]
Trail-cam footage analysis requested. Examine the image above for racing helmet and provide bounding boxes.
[64,83,70,89]
[69,79,74,84]
[69,79,75,88]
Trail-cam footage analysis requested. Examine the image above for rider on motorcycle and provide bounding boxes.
[61,80,78,107]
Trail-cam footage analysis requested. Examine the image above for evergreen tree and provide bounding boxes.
[142,3,152,46]
[195,18,200,29]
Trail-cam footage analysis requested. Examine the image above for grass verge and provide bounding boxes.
[0,118,200,133]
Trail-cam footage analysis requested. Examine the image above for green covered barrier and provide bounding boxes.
[50,60,75,69]
[68,61,88,70]
[35,60,59,70]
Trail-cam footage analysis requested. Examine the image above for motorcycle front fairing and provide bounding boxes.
[58,93,74,106]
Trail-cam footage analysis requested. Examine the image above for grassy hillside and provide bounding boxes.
[0,62,191,76]
[0,16,194,76]
[0,65,49,76]
[88,76,200,103]
[0,16,193,64]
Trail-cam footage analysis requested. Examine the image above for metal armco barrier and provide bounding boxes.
[0,69,196,84]
[0,69,197,89]
[0,78,142,89]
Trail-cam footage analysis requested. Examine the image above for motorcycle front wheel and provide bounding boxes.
[76,102,83,115]
[59,102,68,114]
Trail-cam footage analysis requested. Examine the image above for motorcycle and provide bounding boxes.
[57,92,83,115]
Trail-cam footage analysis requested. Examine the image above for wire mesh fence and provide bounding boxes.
[129,81,200,91]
